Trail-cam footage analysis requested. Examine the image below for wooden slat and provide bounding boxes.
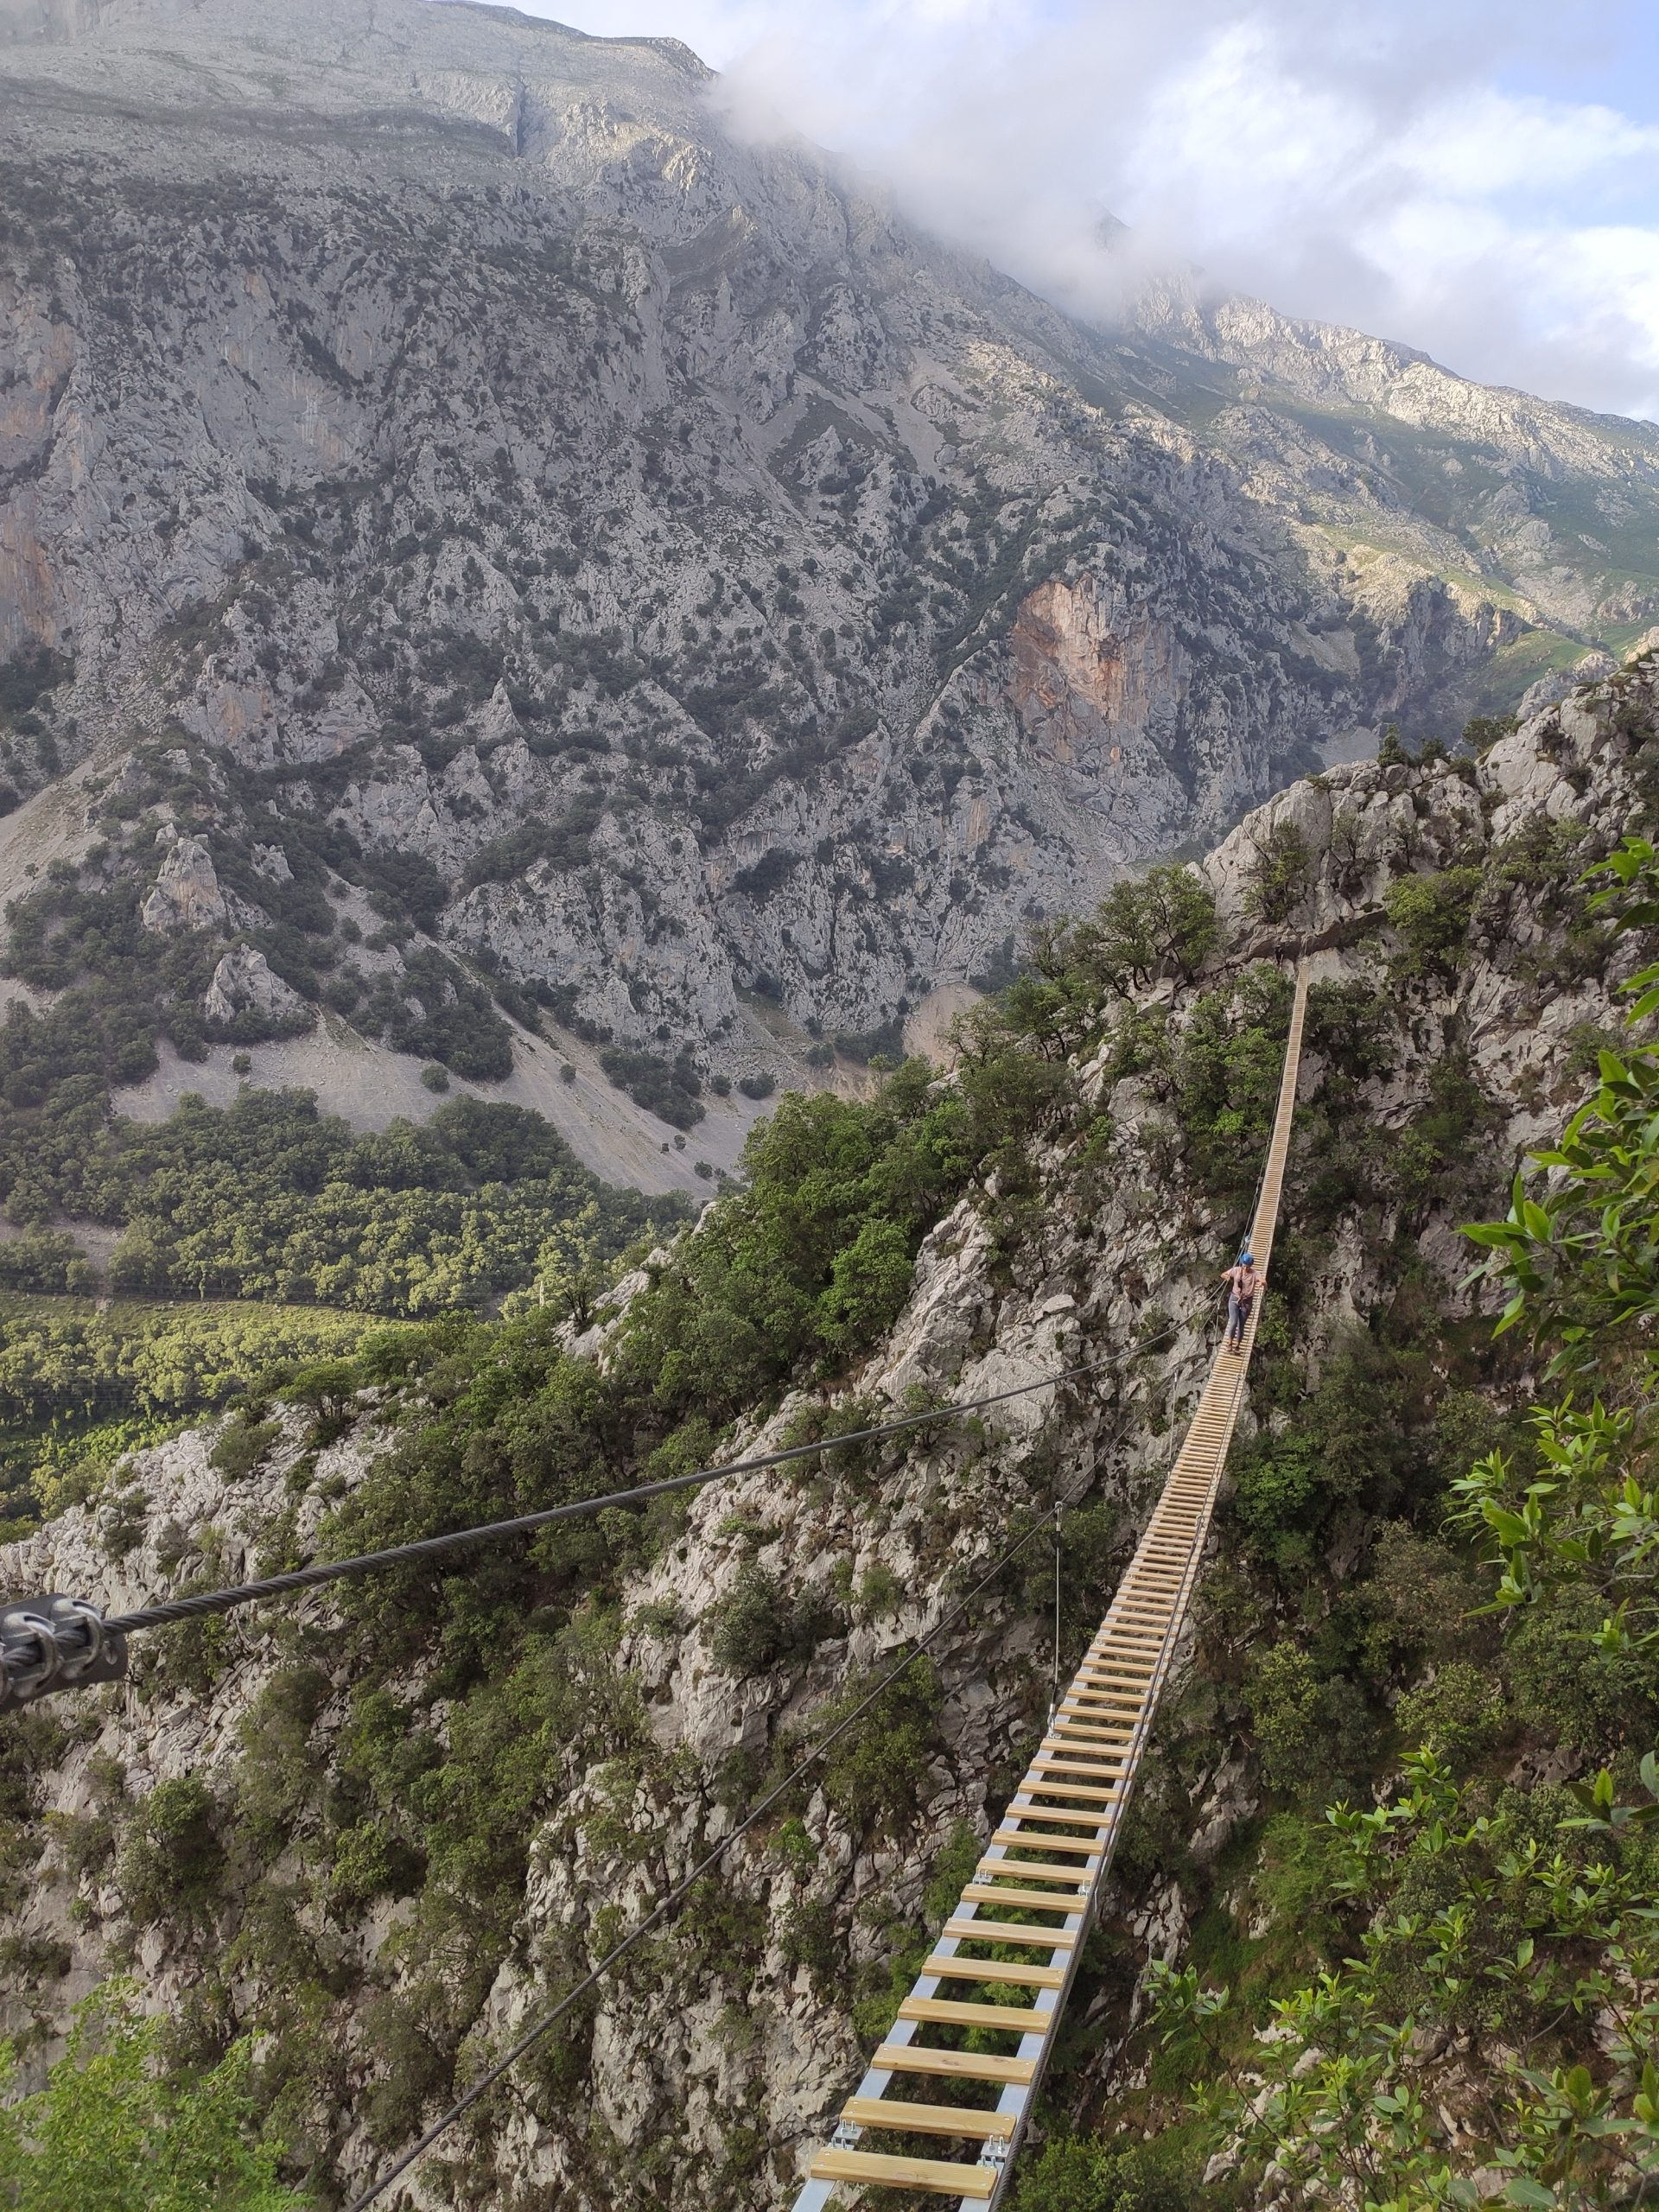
[960,1883,1084,1911]
[999,1805,1113,1827]
[873,2043,1037,2085]
[973,1861,1087,1887]
[922,1954,1065,1988]
[944,1916,1075,1948]
[810,2146,995,2198]
[1035,1743,1141,1760]
[1029,1760,1128,1781]
[842,2097,1016,2141]
[899,1995,1047,2034]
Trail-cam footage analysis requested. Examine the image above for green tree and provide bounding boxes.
[0,1981,308,2211]
[1066,865,1218,997]
[1173,964,1294,1198]
[529,1207,607,1327]
[1383,867,1484,982]
[1244,823,1313,924]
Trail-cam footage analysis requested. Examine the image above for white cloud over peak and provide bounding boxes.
[539,0,1659,420]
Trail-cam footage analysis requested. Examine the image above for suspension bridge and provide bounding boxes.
[791,962,1307,2209]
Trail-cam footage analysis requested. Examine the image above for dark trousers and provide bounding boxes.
[1226,1293,1252,1342]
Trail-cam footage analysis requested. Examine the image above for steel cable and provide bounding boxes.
[99,1357,1128,1637]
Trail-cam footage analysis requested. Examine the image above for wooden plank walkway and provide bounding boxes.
[791,963,1308,2211]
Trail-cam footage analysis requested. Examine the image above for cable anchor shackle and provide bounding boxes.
[0,1596,126,1713]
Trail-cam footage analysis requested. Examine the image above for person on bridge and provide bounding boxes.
[1222,1251,1264,1352]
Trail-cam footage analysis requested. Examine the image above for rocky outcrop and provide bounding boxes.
[1006,575,1188,834]
[248,842,291,884]
[1203,654,1644,964]
[138,833,226,934]
[201,942,309,1032]
[1518,648,1617,721]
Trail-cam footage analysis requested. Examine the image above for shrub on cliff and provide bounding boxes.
[1243,822,1313,924]
[1046,864,1218,1001]
[1383,864,1484,982]
[1173,963,1294,1201]
[1009,2134,1193,2212]
[0,1982,306,2211]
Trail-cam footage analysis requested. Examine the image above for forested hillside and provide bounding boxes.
[0,1034,688,1537]
[2,652,1656,2209]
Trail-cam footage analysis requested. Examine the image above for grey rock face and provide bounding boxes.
[2,0,1651,1093]
[1129,282,1659,640]
[138,834,227,933]
[1517,649,1617,721]
[201,941,309,1028]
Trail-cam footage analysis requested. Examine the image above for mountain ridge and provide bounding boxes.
[1,0,1656,1181]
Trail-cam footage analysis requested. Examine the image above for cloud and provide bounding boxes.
[532,0,1659,419]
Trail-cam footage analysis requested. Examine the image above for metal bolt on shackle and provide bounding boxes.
[0,1596,126,1713]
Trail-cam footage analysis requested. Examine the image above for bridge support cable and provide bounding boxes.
[0,1358,1141,1714]
[792,963,1308,2211]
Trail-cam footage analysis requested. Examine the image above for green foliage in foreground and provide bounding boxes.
[1154,1751,1659,2208]
[1150,835,1659,2209]
[0,1982,308,2211]
[1465,835,1659,1360]
[1009,2133,1194,2212]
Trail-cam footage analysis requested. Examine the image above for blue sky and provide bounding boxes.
[511,0,1659,420]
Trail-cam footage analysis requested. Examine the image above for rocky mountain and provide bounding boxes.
[4,647,1655,2208]
[3,0,1657,1174]
[1127,282,1659,645]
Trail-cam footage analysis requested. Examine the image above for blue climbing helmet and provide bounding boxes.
[1237,1250,1254,1266]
